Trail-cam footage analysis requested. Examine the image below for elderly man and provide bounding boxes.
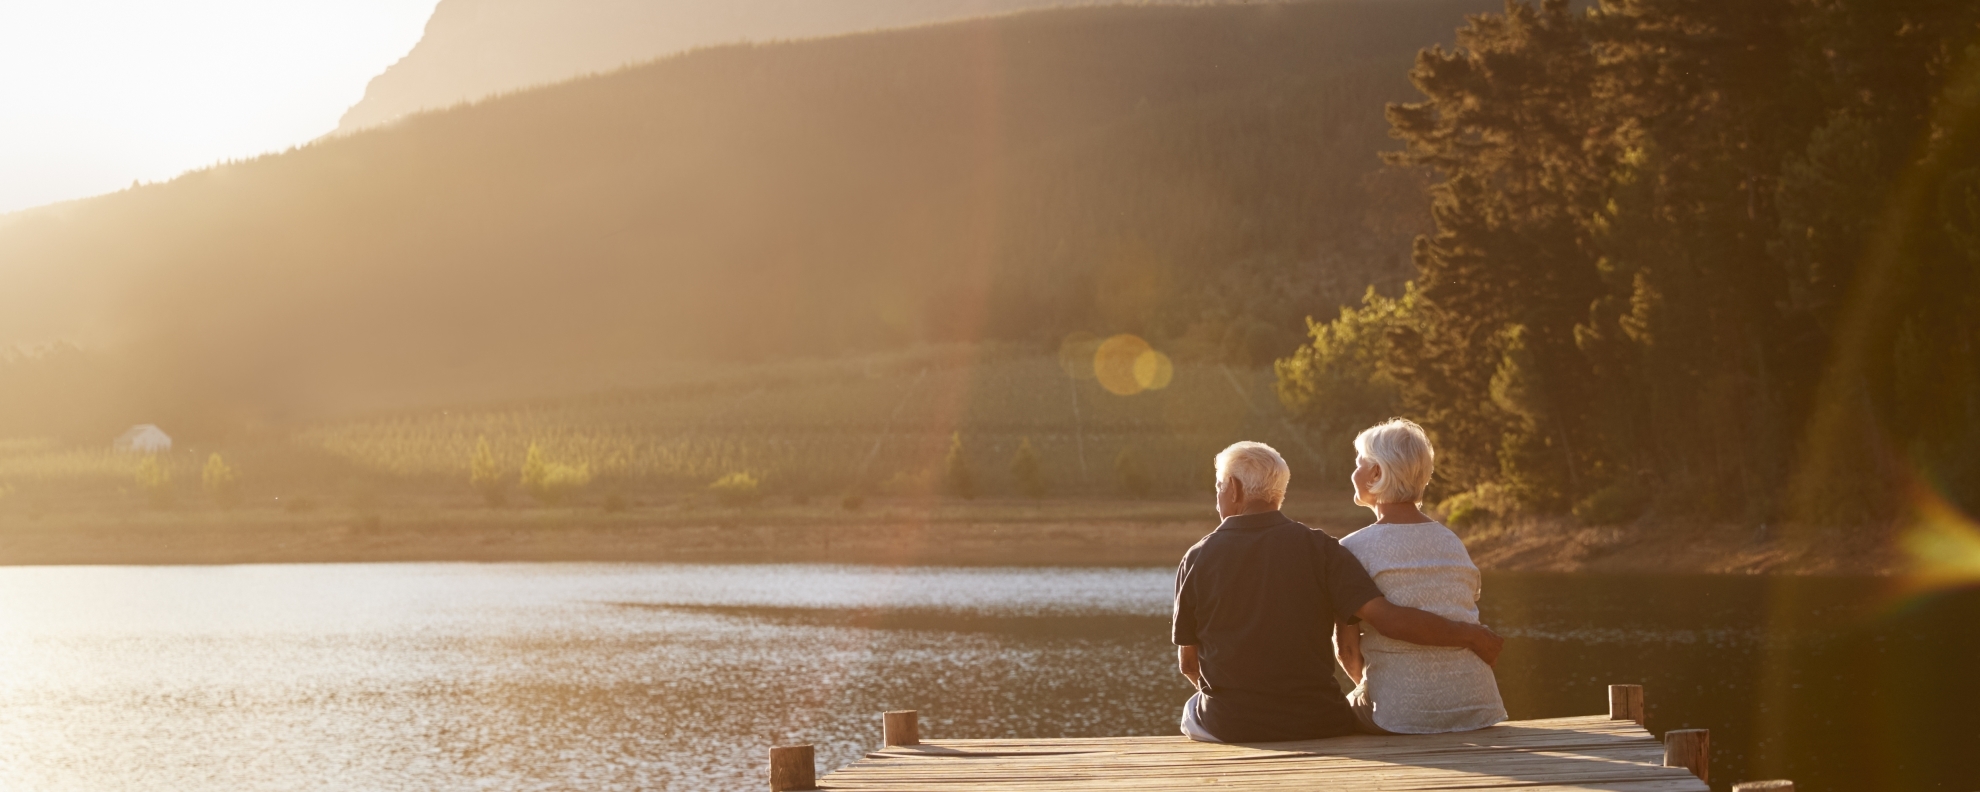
[1174,441,1503,743]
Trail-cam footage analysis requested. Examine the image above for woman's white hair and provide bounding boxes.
[1354,418,1435,505]
[1214,441,1290,504]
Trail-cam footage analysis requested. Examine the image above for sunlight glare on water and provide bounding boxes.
[0,564,1175,792]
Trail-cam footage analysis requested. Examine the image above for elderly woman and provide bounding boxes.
[1334,419,1506,734]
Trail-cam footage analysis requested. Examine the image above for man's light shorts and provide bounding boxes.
[1180,692,1220,742]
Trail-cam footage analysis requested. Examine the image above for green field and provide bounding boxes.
[0,344,1345,512]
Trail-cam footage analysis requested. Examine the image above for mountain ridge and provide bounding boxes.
[336,0,1109,134]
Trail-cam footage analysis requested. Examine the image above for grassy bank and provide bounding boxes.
[0,493,1902,574]
[0,347,1331,506]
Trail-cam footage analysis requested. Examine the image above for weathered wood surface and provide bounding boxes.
[772,744,818,792]
[1609,684,1645,725]
[1661,728,1710,784]
[885,710,921,747]
[817,715,1707,791]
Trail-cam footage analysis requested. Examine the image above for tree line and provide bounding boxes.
[1279,0,1980,526]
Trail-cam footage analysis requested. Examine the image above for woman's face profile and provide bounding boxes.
[1351,455,1382,507]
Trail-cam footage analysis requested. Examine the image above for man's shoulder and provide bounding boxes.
[1181,531,1218,563]
[1266,518,1333,545]
[1270,518,1319,533]
[1184,518,1326,561]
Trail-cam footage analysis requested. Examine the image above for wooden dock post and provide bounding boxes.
[884,710,920,746]
[1664,728,1710,783]
[769,744,816,792]
[1733,782,1793,791]
[1608,684,1645,725]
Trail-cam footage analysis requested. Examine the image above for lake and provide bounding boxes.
[0,564,1972,792]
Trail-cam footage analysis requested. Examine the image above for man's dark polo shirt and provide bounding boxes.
[1172,510,1383,742]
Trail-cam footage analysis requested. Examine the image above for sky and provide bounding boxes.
[0,1,442,216]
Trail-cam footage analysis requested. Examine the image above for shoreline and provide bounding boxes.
[0,496,1903,575]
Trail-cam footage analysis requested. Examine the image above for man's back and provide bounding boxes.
[1172,511,1382,742]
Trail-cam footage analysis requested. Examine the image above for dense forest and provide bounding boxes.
[0,0,1491,441]
[1277,0,1980,525]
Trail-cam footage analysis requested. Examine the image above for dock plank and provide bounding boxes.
[816,715,1706,791]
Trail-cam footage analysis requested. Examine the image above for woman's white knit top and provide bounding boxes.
[1341,521,1507,734]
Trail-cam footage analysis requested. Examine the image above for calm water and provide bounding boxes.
[0,564,1972,792]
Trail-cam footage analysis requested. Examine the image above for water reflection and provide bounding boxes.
[0,565,1972,792]
[0,565,1181,792]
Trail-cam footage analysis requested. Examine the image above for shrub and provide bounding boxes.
[602,492,629,513]
[202,453,240,508]
[1009,437,1045,498]
[1115,446,1152,499]
[944,432,976,500]
[1439,484,1517,529]
[1573,482,1650,526]
[708,472,762,507]
[470,436,507,507]
[281,495,317,514]
[1441,493,1489,529]
[134,456,173,508]
[841,492,866,511]
[520,442,592,506]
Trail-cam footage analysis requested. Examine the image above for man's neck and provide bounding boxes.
[1221,501,1281,520]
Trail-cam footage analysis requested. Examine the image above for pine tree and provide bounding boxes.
[1009,437,1045,499]
[202,453,240,508]
[135,456,172,508]
[470,436,506,506]
[944,432,976,500]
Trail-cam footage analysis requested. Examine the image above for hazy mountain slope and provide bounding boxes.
[337,0,1097,134]
[0,0,1490,435]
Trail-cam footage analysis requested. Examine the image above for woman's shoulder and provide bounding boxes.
[1342,521,1472,561]
[1343,520,1459,543]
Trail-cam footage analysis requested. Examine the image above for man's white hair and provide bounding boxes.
[1354,418,1435,504]
[1214,441,1290,504]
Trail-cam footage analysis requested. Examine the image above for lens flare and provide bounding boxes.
[1093,335,1150,395]
[1132,348,1173,391]
[1091,335,1172,396]
[1897,479,1980,598]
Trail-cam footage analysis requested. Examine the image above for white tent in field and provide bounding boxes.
[113,424,172,453]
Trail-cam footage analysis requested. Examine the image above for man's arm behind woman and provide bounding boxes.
[1351,597,1503,665]
[1186,599,1500,689]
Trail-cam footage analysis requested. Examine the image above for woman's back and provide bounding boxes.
[1341,521,1506,733]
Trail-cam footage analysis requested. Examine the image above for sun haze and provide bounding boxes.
[0,0,439,215]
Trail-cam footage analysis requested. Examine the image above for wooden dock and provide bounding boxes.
[769,686,1796,792]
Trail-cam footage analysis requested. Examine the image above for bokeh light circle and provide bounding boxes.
[1133,349,1173,391]
[1093,335,1150,395]
[1093,334,1171,396]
